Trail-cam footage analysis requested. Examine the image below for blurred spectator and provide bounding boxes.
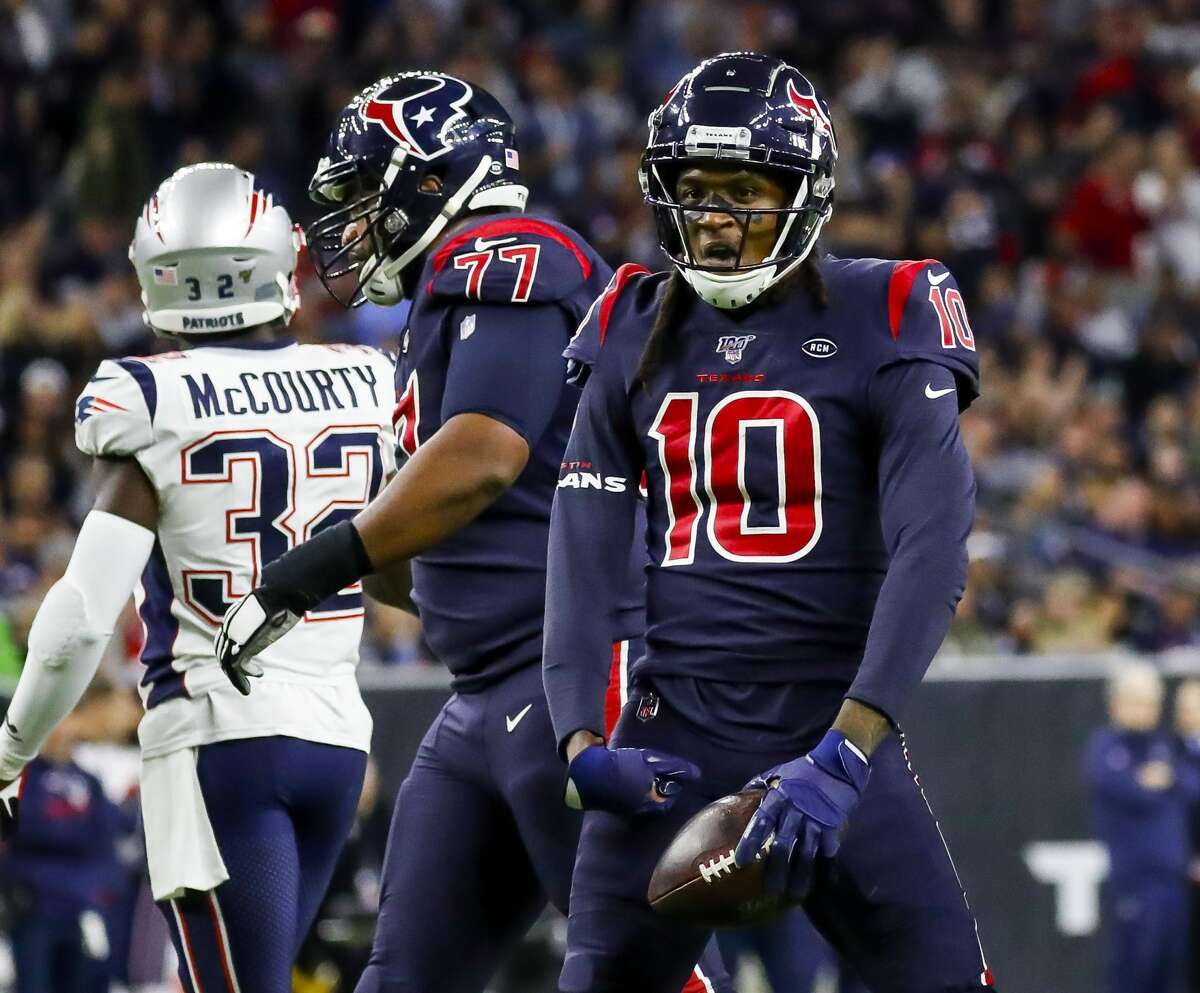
[0,712,133,993]
[1174,678,1200,993]
[1085,663,1196,993]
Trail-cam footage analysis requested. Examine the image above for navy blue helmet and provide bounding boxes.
[308,72,528,307]
[640,52,837,309]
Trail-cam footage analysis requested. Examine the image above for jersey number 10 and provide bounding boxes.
[649,391,822,565]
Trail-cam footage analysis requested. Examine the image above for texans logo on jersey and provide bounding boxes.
[361,75,474,161]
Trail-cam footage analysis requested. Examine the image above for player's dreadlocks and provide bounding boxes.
[636,254,827,390]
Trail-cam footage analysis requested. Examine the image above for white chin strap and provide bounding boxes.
[362,155,530,307]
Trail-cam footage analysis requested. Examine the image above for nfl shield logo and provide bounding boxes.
[715,334,756,365]
[636,693,660,722]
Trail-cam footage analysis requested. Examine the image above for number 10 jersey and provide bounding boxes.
[74,339,396,757]
[545,256,980,744]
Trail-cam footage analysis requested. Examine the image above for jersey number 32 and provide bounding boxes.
[180,427,385,623]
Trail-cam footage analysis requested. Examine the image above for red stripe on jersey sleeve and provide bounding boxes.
[887,258,940,340]
[431,218,593,279]
[598,263,650,346]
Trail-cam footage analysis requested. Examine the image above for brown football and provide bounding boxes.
[647,788,785,928]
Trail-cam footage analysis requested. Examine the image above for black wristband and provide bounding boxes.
[260,520,373,614]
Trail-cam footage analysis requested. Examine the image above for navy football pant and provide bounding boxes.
[1106,875,1187,993]
[562,683,994,993]
[158,736,366,993]
[355,647,730,993]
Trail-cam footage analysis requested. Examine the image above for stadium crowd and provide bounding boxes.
[0,0,1198,692]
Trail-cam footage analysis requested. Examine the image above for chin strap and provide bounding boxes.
[363,155,513,305]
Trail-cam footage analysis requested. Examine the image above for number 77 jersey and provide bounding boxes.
[74,339,396,754]
[552,255,979,692]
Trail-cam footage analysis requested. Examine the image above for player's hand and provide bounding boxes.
[0,775,24,841]
[734,729,870,901]
[565,744,701,816]
[213,588,300,695]
[1137,760,1173,791]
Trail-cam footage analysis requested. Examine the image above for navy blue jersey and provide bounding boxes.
[1085,728,1193,880]
[544,256,979,746]
[395,212,640,688]
[0,757,127,915]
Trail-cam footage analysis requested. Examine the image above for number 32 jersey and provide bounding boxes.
[74,339,396,757]
[544,256,980,746]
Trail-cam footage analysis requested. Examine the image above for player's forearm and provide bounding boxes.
[831,699,892,758]
[354,413,529,567]
[849,362,975,726]
[253,414,529,614]
[543,491,638,755]
[0,512,152,782]
[362,559,417,614]
[848,531,967,726]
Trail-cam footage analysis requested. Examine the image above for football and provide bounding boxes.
[647,788,785,928]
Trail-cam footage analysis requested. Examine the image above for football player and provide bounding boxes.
[542,52,999,993]
[214,73,729,993]
[0,163,396,993]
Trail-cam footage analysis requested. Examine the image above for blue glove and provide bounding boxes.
[565,744,701,816]
[733,729,870,901]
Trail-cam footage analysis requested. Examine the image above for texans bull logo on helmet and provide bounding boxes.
[785,78,837,157]
[361,75,474,161]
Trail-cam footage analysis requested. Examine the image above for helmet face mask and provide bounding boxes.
[640,53,838,310]
[308,72,529,309]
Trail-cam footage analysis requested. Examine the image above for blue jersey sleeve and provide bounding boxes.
[564,263,651,386]
[543,345,644,753]
[883,259,980,410]
[845,359,975,726]
[441,301,574,446]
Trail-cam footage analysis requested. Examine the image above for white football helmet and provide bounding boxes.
[129,163,304,335]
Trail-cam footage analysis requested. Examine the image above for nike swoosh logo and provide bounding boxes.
[88,375,117,383]
[927,270,951,286]
[925,384,955,399]
[2,717,21,743]
[506,703,534,733]
[475,235,518,251]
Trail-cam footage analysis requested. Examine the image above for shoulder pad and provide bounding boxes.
[564,264,653,383]
[886,259,980,409]
[74,358,156,457]
[427,218,595,305]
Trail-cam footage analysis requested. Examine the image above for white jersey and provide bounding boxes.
[75,339,396,758]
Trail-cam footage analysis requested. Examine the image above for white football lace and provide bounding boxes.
[699,847,737,883]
